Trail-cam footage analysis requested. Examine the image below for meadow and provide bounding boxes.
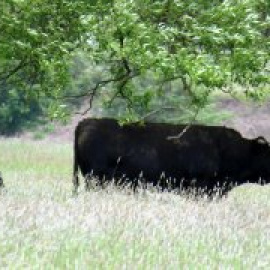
[0,138,269,269]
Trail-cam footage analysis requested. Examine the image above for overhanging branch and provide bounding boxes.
[166,88,212,141]
[140,106,176,121]
[71,68,139,115]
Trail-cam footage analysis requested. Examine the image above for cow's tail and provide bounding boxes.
[73,126,79,196]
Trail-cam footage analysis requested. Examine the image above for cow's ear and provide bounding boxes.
[255,136,268,145]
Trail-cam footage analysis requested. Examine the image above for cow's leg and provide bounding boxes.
[84,171,94,191]
[72,172,79,196]
[85,174,91,191]
[72,153,79,196]
[131,177,139,193]
[142,177,147,193]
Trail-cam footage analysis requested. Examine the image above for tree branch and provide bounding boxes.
[63,74,132,100]
[140,106,176,121]
[0,59,28,82]
[166,106,201,141]
[72,69,139,115]
[159,74,195,99]
[166,88,212,141]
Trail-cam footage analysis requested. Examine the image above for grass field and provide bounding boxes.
[0,138,269,269]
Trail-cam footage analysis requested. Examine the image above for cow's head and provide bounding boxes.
[251,136,270,184]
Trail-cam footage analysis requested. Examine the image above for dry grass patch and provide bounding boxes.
[0,139,269,268]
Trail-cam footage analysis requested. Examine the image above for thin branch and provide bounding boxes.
[115,74,133,109]
[75,75,135,116]
[63,76,127,99]
[140,106,176,121]
[166,106,201,141]
[106,72,139,107]
[75,105,92,116]
[159,74,194,98]
[167,88,212,141]
[118,31,132,76]
[0,59,27,82]
[72,69,139,115]
[159,74,186,84]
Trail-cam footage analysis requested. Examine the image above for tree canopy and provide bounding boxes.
[0,0,269,123]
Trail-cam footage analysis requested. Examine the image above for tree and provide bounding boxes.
[0,0,89,103]
[1,0,269,124]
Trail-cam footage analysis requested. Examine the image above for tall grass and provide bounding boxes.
[0,138,269,268]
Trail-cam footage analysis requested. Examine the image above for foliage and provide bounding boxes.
[0,86,42,134]
[0,0,91,133]
[99,73,232,124]
[0,0,89,102]
[0,0,269,123]
[86,0,269,121]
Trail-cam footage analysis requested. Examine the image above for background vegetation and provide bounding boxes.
[0,0,269,134]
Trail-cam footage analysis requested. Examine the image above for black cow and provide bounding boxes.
[73,118,270,196]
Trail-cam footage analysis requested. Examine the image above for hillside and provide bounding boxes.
[219,98,270,140]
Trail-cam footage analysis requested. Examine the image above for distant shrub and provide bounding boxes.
[0,54,99,135]
[0,87,42,135]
